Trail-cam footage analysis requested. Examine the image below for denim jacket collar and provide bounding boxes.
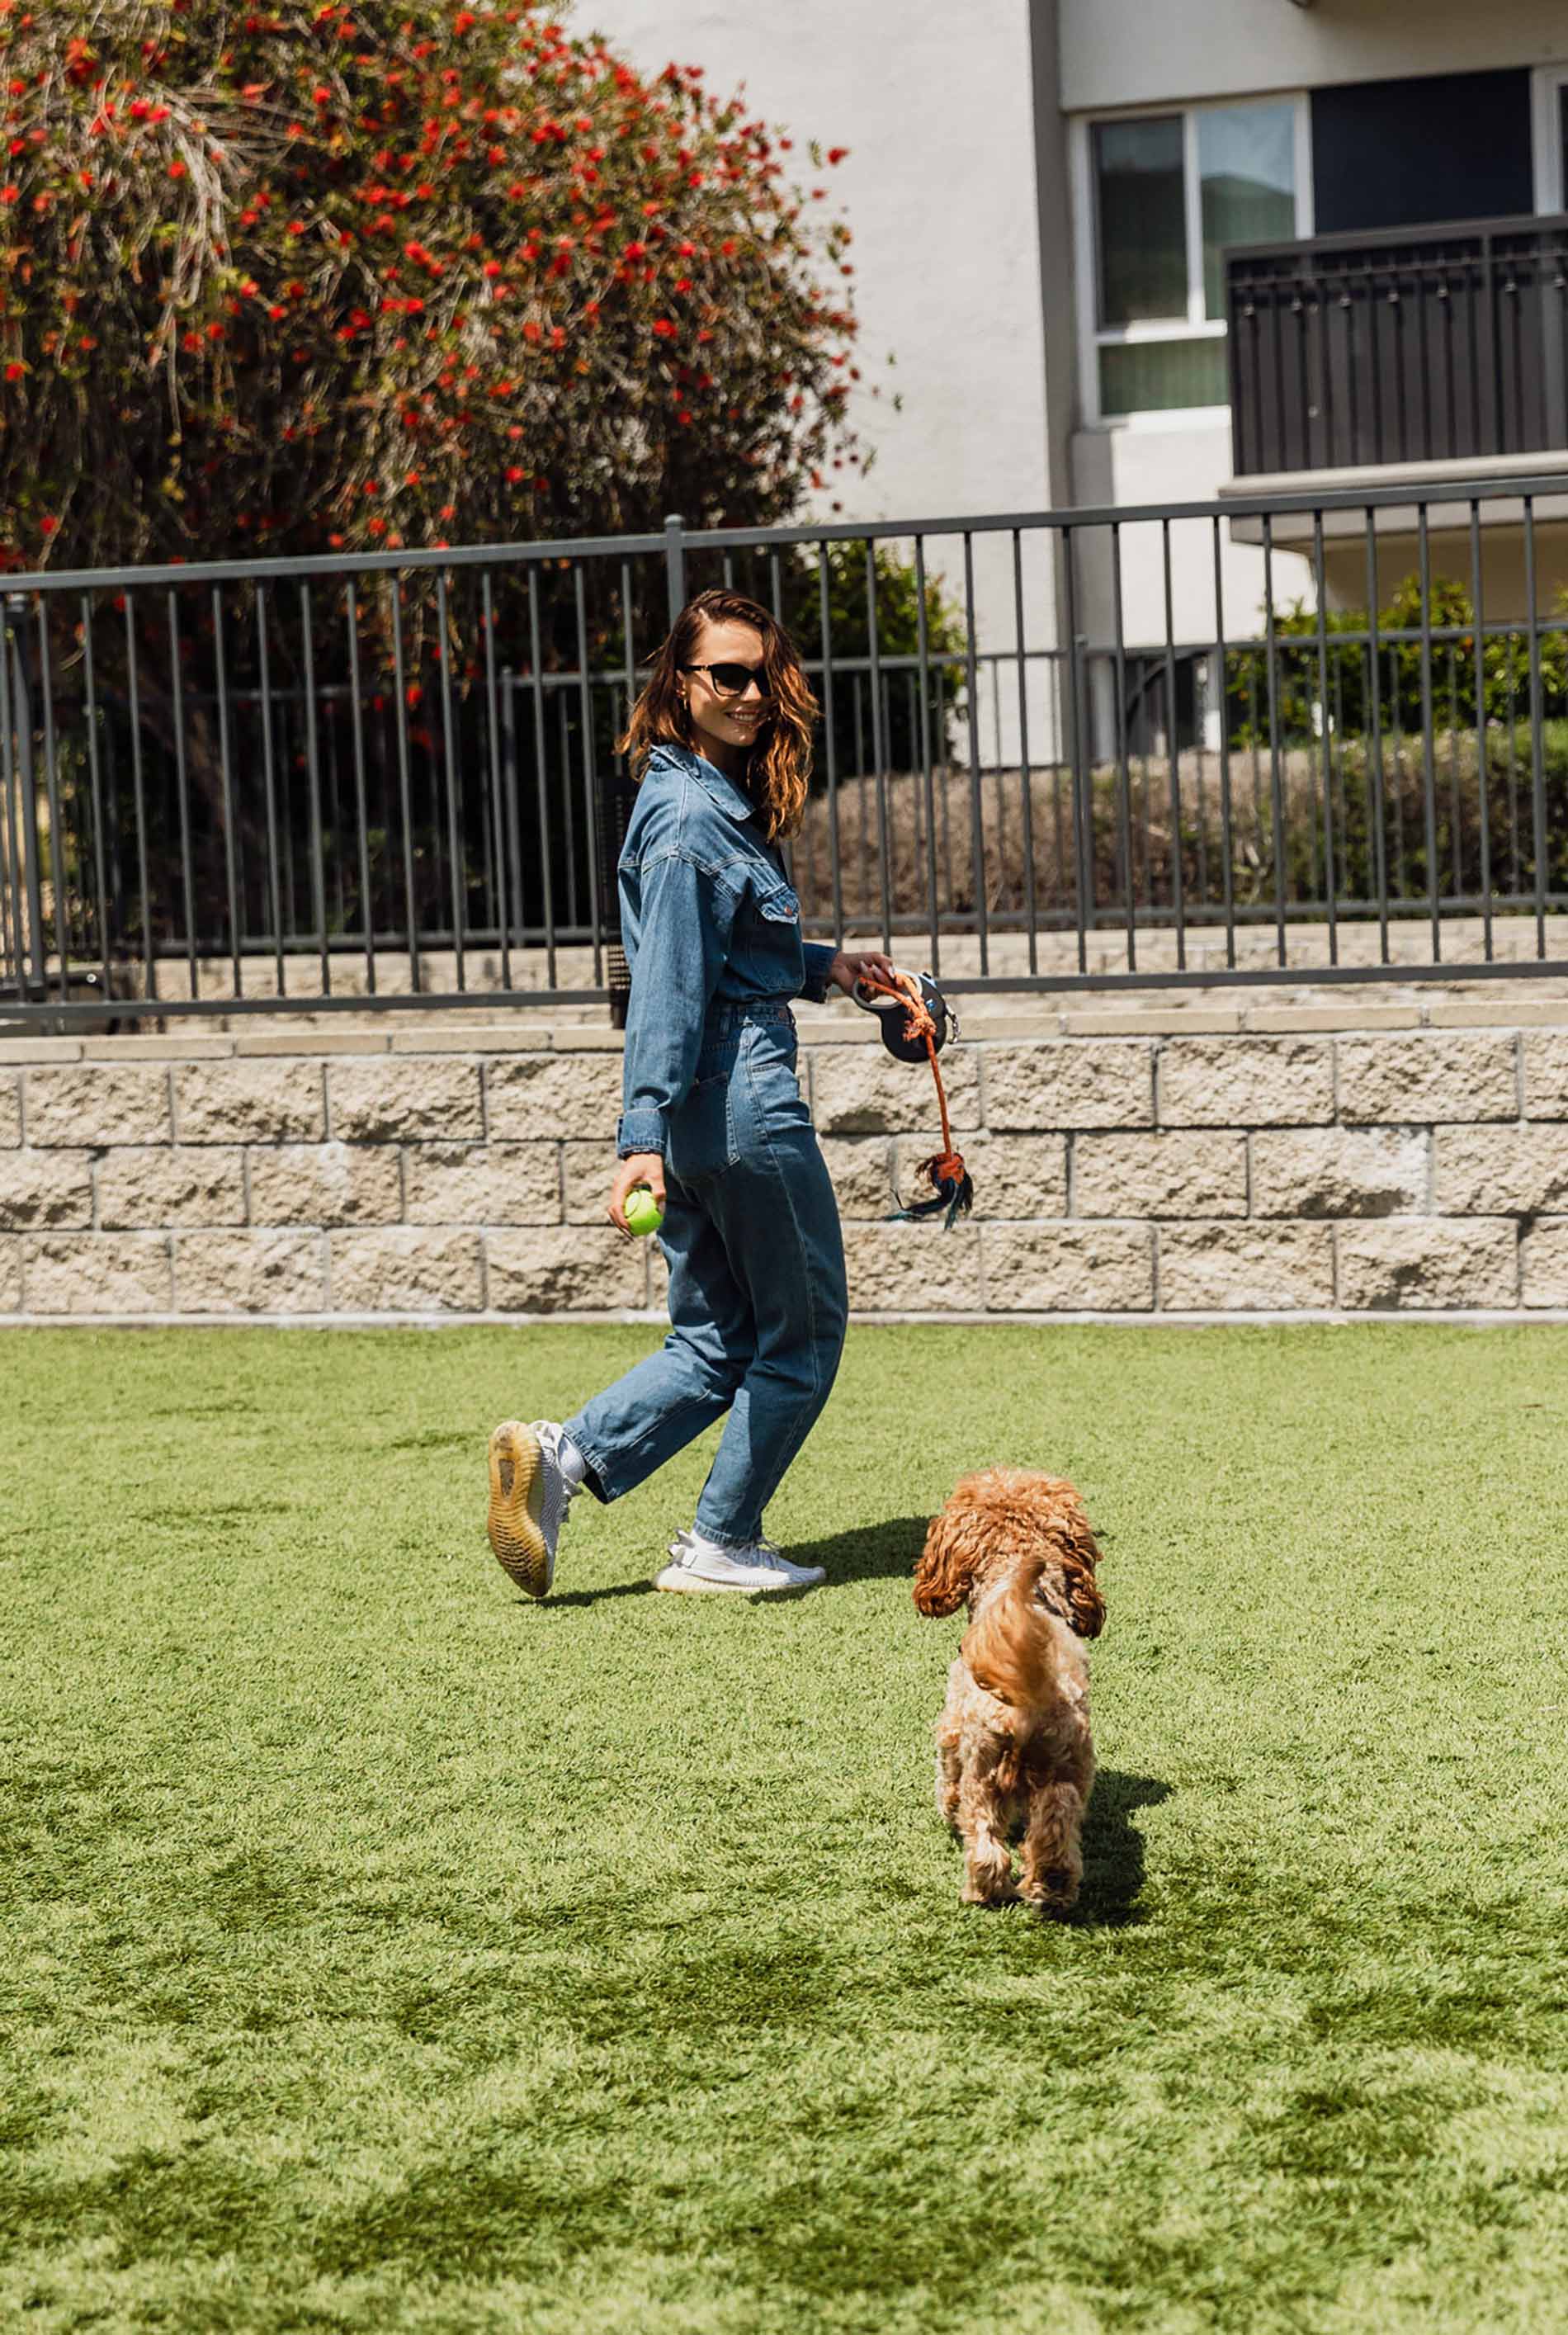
[658,743,754,826]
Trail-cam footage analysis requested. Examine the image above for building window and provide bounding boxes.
[1086,98,1303,419]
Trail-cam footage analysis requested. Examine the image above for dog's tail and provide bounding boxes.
[961,1554,1056,1789]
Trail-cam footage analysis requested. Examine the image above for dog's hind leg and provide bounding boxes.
[936,1737,963,1835]
[961,1820,1016,1906]
[1019,1776,1089,1917]
[956,1770,1016,1905]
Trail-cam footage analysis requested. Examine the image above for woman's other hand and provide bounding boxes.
[607,1151,667,1235]
[827,948,899,997]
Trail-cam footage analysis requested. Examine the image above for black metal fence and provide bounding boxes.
[6,480,1568,1027]
[1228,211,1568,476]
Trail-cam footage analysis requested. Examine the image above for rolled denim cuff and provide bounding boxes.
[801,941,838,1005]
[616,1108,667,1159]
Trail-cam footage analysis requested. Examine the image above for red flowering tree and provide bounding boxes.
[0,0,862,570]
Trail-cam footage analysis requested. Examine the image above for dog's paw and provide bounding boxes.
[1022,1867,1079,1919]
[961,1876,1018,1908]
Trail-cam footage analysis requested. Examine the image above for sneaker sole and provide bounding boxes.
[653,1563,821,1595]
[487,1420,551,1598]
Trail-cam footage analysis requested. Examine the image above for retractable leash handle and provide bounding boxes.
[851,965,956,1061]
[850,967,974,1228]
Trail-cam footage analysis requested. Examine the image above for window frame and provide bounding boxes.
[1531,63,1568,214]
[1071,92,1313,430]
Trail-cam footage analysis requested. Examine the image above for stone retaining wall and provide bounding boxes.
[6,997,1568,1319]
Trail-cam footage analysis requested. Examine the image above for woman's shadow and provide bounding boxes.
[538,1511,934,1607]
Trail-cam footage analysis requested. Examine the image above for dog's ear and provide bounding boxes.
[1059,1543,1105,1640]
[912,1509,974,1618]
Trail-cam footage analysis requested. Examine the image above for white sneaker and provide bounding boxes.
[486,1419,579,1598]
[654,1528,825,1595]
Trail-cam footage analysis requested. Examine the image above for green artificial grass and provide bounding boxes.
[4,1323,1568,2333]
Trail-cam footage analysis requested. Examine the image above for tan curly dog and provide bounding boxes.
[914,1469,1104,1917]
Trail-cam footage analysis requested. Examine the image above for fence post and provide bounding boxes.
[664,513,687,626]
[602,522,687,1034]
[3,594,45,997]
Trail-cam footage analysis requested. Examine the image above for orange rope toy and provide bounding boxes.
[852,967,975,1228]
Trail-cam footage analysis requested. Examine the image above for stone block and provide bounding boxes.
[1429,1001,1568,1028]
[328,1058,482,1143]
[484,1051,625,1142]
[1336,1219,1517,1310]
[172,1231,327,1313]
[0,1151,93,1231]
[329,1227,484,1312]
[979,1041,1151,1132]
[1157,1038,1333,1128]
[235,1030,389,1056]
[0,1236,18,1309]
[1335,1033,1518,1124]
[26,1065,172,1146]
[485,1225,648,1312]
[1521,1033,1568,1118]
[247,1143,402,1227]
[97,1148,246,1230]
[810,1044,981,1136]
[840,1222,984,1310]
[403,1142,561,1225]
[820,1137,897,1221]
[0,1039,81,1064]
[1245,1004,1421,1033]
[1073,1131,1245,1219]
[0,1071,20,1144]
[1521,1218,1568,1307]
[1434,1124,1568,1216]
[894,1132,1069,1221]
[561,1140,620,1227]
[1251,1127,1429,1218]
[1158,1222,1335,1311]
[175,1059,324,1143]
[982,1222,1153,1311]
[23,1232,172,1315]
[1061,1009,1241,1037]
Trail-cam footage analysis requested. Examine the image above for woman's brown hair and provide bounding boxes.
[617,587,819,842]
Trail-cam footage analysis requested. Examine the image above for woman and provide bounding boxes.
[485,588,895,1597]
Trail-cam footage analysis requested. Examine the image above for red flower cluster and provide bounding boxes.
[0,0,863,571]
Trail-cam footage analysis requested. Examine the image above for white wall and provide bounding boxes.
[1056,0,1568,672]
[1060,0,1568,114]
[579,0,1060,766]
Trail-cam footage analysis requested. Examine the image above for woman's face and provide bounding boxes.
[678,615,770,771]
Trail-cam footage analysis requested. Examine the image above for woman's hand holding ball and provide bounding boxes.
[608,1151,666,1237]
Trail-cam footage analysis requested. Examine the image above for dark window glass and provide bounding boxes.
[1311,70,1532,234]
[1094,116,1187,325]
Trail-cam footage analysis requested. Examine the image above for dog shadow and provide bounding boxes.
[794,1514,932,1584]
[1075,1770,1172,1928]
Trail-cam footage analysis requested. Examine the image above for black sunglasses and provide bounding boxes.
[680,660,768,700]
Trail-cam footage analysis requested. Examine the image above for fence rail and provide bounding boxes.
[6,480,1568,1027]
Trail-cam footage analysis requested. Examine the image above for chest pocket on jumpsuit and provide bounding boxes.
[733,876,803,986]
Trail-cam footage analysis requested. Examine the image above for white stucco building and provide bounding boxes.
[587,0,1568,755]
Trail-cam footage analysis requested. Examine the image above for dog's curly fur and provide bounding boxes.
[914,1470,1103,1916]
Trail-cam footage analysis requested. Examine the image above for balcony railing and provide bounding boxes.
[1226,211,1568,476]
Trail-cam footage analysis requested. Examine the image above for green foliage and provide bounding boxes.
[0,1,864,571]
[1227,574,1568,745]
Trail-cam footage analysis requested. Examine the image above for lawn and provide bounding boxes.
[4,1322,1568,2333]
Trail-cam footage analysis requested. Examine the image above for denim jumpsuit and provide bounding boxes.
[564,744,849,1547]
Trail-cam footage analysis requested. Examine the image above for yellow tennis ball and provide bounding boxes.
[625,1184,664,1237]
